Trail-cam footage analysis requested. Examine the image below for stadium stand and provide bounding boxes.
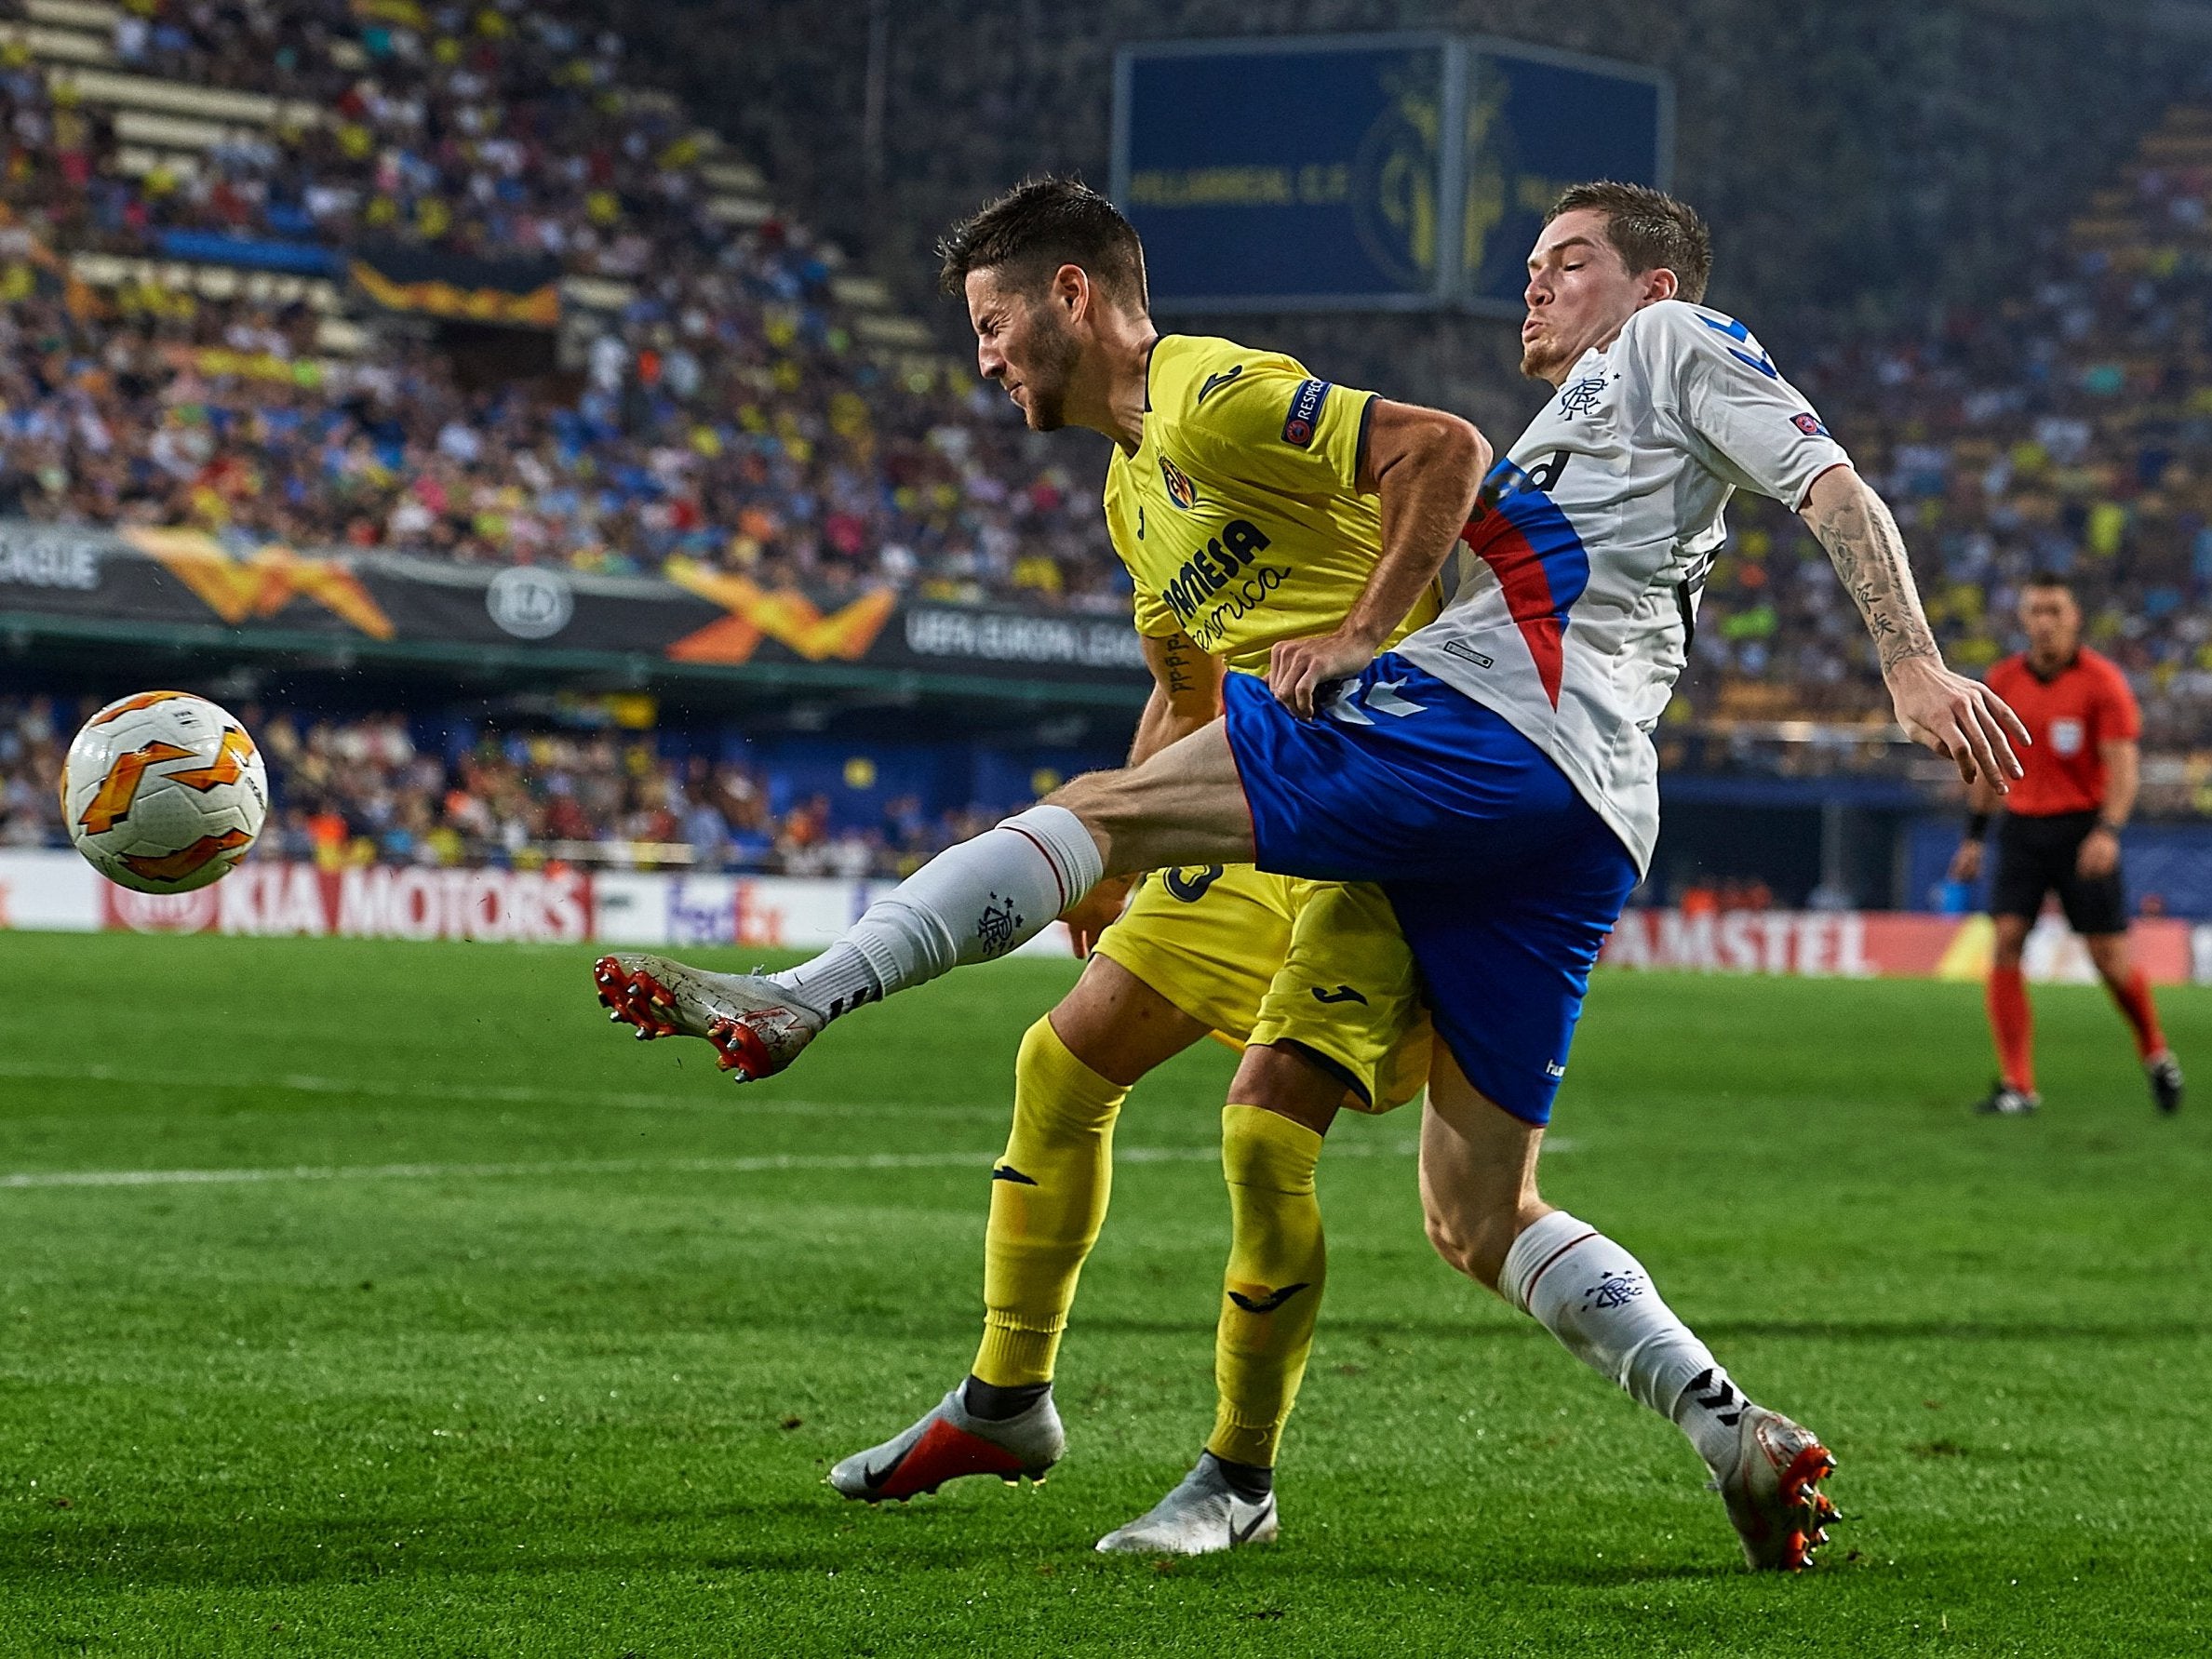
[0,0,1125,606]
[0,690,1027,873]
[1686,102,2212,811]
[0,0,2206,872]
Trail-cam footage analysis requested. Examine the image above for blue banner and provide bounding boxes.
[1113,35,1457,312]
[1112,35,1668,314]
[1459,44,1671,312]
[154,231,344,277]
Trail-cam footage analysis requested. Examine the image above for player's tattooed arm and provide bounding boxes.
[1133,630,1225,765]
[1800,471,1938,675]
[1799,464,2029,788]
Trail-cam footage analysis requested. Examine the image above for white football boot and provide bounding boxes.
[1095,1453,1278,1555]
[828,1386,1064,1503]
[593,954,824,1082]
[1710,1405,1839,1571]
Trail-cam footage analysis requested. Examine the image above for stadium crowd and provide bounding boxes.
[0,693,1002,876]
[1690,105,2212,752]
[0,0,1123,605]
[0,0,2207,768]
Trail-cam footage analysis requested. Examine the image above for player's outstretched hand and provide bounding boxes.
[1060,875,1135,958]
[1268,626,1379,719]
[1887,656,2030,789]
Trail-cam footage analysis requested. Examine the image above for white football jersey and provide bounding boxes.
[1395,300,1852,872]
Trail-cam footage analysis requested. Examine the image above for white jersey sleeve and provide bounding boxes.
[1396,299,1854,876]
[1629,302,1852,509]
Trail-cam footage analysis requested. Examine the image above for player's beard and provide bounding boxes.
[1520,336,1569,382]
[1017,308,1082,432]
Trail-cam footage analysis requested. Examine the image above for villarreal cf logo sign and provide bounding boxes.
[1160,454,1200,511]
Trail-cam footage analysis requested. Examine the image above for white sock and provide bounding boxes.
[1499,1210,1750,1472]
[768,805,1104,1019]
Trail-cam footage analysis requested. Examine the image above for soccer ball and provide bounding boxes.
[62,691,269,894]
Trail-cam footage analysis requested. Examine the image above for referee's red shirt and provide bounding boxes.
[1983,647,2139,818]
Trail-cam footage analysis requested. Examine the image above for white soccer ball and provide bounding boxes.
[62,691,269,894]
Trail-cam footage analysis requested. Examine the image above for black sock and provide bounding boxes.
[961,1375,1050,1422]
[1202,1451,1274,1502]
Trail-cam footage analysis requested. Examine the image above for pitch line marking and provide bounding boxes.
[0,1063,1589,1153]
[0,1139,1475,1191]
[0,1137,1572,1192]
[0,1058,1009,1122]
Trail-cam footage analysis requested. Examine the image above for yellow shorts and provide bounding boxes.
[1091,863,1431,1112]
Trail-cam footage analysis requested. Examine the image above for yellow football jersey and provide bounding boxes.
[1104,334,1440,676]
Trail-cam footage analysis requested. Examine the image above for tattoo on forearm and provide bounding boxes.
[1162,633,1198,697]
[1805,486,1939,675]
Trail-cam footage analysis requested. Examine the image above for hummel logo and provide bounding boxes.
[1312,984,1367,1006]
[1227,1282,1309,1314]
[1688,1366,1746,1427]
[1545,1060,1566,1078]
[1136,505,1145,540]
[1197,365,1244,402]
[991,1165,1039,1185]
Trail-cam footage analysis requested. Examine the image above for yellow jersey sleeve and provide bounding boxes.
[1131,573,1179,641]
[1173,361,1376,503]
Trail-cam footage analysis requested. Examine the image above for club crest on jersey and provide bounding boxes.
[1281,378,1331,448]
[1791,411,1830,437]
[1559,376,1607,417]
[1159,454,1199,510]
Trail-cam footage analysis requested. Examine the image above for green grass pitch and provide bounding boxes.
[0,932,2206,1655]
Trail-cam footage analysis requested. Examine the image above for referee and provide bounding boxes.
[1950,573,2183,1116]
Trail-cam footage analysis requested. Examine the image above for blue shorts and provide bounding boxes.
[1222,655,1637,1125]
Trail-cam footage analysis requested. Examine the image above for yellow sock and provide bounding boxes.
[972,1017,1127,1387]
[1208,1104,1326,1468]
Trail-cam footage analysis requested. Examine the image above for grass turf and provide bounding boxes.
[0,931,2206,1655]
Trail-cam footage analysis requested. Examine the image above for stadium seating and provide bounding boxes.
[1688,103,2212,802]
[0,0,2205,829]
[0,0,1125,608]
[0,690,1029,874]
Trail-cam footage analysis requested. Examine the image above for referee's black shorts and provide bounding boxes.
[1989,809,2127,935]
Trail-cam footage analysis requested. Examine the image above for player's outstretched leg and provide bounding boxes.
[594,802,1103,1079]
[1423,1052,1838,1572]
[593,953,827,1078]
[593,729,1254,1083]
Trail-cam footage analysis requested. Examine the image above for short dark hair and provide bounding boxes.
[1546,181,1711,304]
[937,177,1148,311]
[2024,571,2077,596]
